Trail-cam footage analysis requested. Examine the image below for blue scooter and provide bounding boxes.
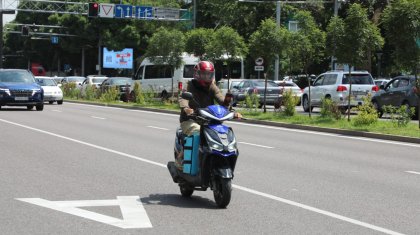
[167,92,245,208]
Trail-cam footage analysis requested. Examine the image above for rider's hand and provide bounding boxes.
[184,107,194,116]
[234,112,242,119]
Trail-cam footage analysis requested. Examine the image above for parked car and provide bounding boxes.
[100,77,132,102]
[232,79,283,107]
[217,78,244,97]
[0,69,44,111]
[273,80,303,106]
[61,76,86,88]
[81,75,107,95]
[374,78,390,87]
[35,76,63,104]
[371,75,418,119]
[301,71,379,112]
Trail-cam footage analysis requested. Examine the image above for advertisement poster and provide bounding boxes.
[103,47,133,69]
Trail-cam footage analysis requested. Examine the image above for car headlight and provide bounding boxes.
[204,131,224,151]
[0,88,11,96]
[32,89,41,96]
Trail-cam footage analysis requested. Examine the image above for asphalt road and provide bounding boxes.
[0,103,419,235]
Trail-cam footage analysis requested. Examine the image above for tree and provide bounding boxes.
[185,28,214,59]
[382,0,420,126]
[145,27,186,98]
[289,11,326,117]
[327,3,384,121]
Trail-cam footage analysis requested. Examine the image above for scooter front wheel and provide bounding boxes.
[213,178,232,208]
[180,184,194,197]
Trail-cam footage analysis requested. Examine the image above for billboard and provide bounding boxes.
[103,47,133,69]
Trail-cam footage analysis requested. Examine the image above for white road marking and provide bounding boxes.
[66,102,420,148]
[51,110,62,113]
[405,171,420,175]
[91,116,106,120]
[0,118,406,235]
[16,196,152,229]
[233,185,404,235]
[147,126,169,131]
[238,141,274,149]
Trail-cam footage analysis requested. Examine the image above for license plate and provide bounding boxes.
[15,97,28,101]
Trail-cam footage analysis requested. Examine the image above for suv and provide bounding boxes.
[371,75,418,119]
[301,71,378,112]
[0,69,44,111]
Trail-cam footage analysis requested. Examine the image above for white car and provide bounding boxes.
[80,75,107,96]
[35,76,63,104]
[274,80,303,105]
[301,71,378,112]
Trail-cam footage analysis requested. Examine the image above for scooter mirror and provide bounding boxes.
[236,94,246,102]
[181,92,193,100]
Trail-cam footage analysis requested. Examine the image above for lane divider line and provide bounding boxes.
[238,141,274,149]
[0,118,405,235]
[405,171,420,175]
[91,116,106,120]
[147,126,170,131]
[52,110,62,113]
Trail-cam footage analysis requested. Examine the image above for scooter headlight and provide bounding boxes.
[227,138,237,152]
[204,131,224,151]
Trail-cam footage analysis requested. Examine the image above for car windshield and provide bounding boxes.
[252,80,278,87]
[111,78,131,85]
[92,78,106,83]
[68,77,85,82]
[342,74,374,85]
[36,78,57,86]
[0,71,35,83]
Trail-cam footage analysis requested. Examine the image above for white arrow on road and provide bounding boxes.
[16,196,152,229]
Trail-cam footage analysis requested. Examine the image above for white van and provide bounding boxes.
[132,54,200,98]
[132,53,245,98]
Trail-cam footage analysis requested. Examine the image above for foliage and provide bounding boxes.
[381,0,420,74]
[352,95,378,126]
[205,26,248,62]
[62,83,80,99]
[382,105,416,127]
[320,98,342,120]
[100,86,119,103]
[288,10,326,74]
[185,28,214,59]
[281,89,298,116]
[242,93,259,113]
[133,82,145,104]
[83,84,96,101]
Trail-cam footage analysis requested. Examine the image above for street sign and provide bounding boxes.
[135,6,153,19]
[17,196,152,229]
[115,4,133,18]
[255,57,264,66]
[154,7,179,19]
[51,36,59,44]
[255,65,264,71]
[99,3,115,18]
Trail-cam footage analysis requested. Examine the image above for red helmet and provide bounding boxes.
[194,61,215,88]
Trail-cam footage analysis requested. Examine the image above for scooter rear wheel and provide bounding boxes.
[180,185,194,197]
[213,178,232,208]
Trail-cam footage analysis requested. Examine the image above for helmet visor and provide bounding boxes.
[198,70,214,81]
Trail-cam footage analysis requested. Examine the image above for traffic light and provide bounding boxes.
[88,3,99,17]
[21,25,29,36]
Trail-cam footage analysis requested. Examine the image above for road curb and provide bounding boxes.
[65,100,420,145]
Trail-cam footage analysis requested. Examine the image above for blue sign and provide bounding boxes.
[51,36,59,44]
[135,6,153,19]
[115,4,133,18]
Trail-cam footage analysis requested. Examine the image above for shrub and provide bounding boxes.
[133,82,145,104]
[352,95,378,126]
[282,89,298,116]
[62,83,80,99]
[100,86,119,103]
[83,84,96,101]
[242,93,259,113]
[382,105,415,127]
[320,97,342,120]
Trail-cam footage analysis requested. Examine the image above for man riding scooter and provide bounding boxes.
[176,61,241,170]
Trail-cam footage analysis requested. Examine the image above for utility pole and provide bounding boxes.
[193,0,196,28]
[331,0,339,70]
[274,1,280,81]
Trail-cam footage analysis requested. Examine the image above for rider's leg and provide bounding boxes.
[176,120,200,170]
